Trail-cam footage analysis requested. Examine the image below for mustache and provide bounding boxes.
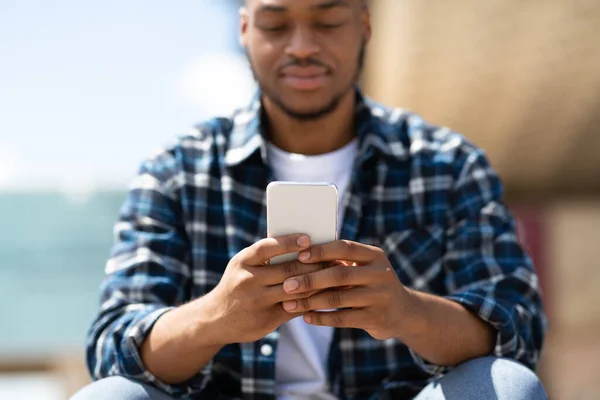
[279,57,332,71]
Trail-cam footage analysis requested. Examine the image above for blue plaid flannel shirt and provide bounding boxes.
[86,90,547,399]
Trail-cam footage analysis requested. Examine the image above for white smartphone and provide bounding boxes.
[266,181,338,264]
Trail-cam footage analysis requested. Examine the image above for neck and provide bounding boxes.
[263,90,357,156]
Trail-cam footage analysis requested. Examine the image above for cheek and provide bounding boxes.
[332,52,360,82]
[326,36,362,72]
[249,44,279,76]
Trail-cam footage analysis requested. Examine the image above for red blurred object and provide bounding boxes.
[510,205,549,315]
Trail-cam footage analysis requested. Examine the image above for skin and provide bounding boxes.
[281,241,496,366]
[141,235,326,383]
[240,0,371,155]
[140,0,494,385]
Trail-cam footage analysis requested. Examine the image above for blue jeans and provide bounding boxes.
[71,356,548,400]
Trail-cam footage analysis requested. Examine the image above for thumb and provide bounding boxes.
[277,306,306,323]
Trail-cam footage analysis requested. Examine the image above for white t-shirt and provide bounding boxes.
[267,138,359,400]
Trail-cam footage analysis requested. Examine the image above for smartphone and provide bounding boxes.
[266,181,338,264]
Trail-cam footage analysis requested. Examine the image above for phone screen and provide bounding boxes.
[266,181,338,264]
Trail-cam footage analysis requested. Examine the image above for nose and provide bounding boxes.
[285,25,320,60]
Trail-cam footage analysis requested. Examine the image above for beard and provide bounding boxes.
[246,42,366,122]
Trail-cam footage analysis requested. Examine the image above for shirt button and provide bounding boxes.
[260,344,273,357]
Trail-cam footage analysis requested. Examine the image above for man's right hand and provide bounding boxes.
[140,234,326,384]
[204,234,326,345]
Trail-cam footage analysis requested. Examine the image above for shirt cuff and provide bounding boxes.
[409,290,517,376]
[121,305,213,397]
[408,348,450,377]
[445,290,518,358]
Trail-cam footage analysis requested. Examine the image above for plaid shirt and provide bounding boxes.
[86,90,547,399]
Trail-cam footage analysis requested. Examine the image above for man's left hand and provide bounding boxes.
[281,240,416,340]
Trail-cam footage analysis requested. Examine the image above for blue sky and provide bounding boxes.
[0,0,256,192]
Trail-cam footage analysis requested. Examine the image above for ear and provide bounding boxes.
[361,4,372,44]
[239,7,249,48]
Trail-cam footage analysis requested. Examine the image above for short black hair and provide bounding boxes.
[244,0,367,6]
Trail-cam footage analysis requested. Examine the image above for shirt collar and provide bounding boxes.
[223,88,408,167]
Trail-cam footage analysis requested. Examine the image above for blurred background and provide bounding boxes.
[0,0,598,399]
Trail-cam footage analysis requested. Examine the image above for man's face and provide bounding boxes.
[241,0,371,121]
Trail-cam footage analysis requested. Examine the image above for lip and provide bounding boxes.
[281,74,328,91]
[280,66,330,91]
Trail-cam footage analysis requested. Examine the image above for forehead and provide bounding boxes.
[246,0,356,13]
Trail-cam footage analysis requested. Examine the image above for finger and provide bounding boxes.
[298,240,383,264]
[282,287,373,313]
[263,284,322,304]
[242,235,311,266]
[303,309,367,329]
[257,260,330,286]
[273,304,306,325]
[283,265,375,294]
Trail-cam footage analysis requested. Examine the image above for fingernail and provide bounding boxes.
[304,315,312,323]
[297,236,310,247]
[283,300,297,311]
[284,279,299,293]
[298,251,310,262]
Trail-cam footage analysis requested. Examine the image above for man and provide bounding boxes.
[73,0,548,399]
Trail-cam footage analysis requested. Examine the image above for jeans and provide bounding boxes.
[71,356,548,400]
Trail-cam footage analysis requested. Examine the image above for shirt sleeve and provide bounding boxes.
[410,147,548,376]
[85,148,212,397]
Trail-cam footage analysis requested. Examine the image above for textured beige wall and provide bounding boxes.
[539,202,600,399]
[547,202,600,333]
[363,0,600,193]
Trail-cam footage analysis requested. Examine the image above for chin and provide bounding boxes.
[284,99,330,113]
[259,83,348,121]
[278,92,341,117]
[279,101,340,121]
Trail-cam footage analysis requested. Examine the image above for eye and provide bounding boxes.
[260,25,287,32]
[315,22,345,30]
[257,19,289,33]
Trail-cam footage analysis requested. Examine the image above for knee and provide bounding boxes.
[70,376,170,400]
[456,356,548,400]
[490,357,547,399]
